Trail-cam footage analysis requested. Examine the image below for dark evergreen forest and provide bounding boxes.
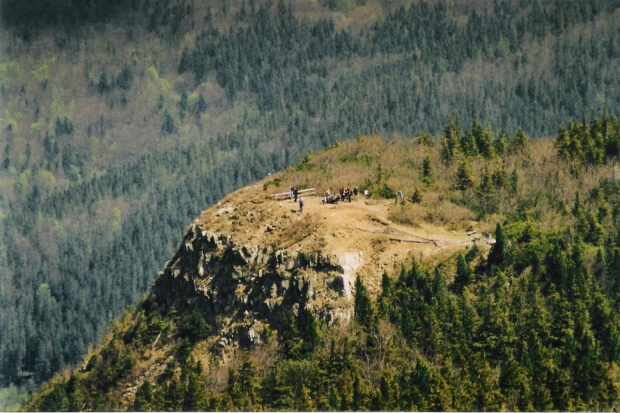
[1,0,620,397]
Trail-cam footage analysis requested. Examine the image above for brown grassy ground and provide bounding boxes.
[196,133,612,294]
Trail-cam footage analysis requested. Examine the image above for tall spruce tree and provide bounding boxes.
[354,275,375,331]
[453,253,475,293]
[487,223,508,270]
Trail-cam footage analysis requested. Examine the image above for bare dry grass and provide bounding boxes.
[273,133,612,238]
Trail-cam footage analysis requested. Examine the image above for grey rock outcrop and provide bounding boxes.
[151,222,363,353]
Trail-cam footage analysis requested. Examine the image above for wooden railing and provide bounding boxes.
[269,188,316,200]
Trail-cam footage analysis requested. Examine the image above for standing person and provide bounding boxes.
[299,196,304,213]
[354,187,358,201]
[290,186,295,200]
[293,187,298,202]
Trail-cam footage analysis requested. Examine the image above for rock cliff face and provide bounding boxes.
[152,222,363,353]
[147,179,480,357]
[23,173,490,411]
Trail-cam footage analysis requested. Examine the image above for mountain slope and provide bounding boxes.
[3,0,620,397]
[23,121,620,411]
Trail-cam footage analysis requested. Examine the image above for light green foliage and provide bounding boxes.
[340,153,376,166]
[1,109,19,132]
[263,177,282,190]
[0,61,22,83]
[294,153,314,171]
[0,385,28,412]
[31,56,57,83]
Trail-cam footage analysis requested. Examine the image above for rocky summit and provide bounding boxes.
[22,129,620,411]
[152,179,486,363]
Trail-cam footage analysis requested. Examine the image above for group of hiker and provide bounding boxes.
[289,185,400,212]
[322,187,359,204]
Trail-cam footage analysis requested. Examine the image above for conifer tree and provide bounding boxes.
[178,311,210,343]
[378,370,396,410]
[511,129,530,154]
[440,117,460,164]
[352,374,369,411]
[572,191,583,216]
[354,275,375,331]
[510,169,518,193]
[134,380,154,411]
[472,357,504,410]
[298,306,320,354]
[421,155,433,184]
[401,308,415,342]
[544,243,570,289]
[499,350,533,411]
[237,359,258,409]
[378,272,397,321]
[492,167,508,189]
[298,385,314,411]
[453,253,474,293]
[455,161,474,190]
[66,373,85,412]
[556,126,571,161]
[196,94,207,114]
[411,188,422,203]
[495,132,509,156]
[161,110,175,135]
[432,267,446,304]
[479,167,492,194]
[586,211,603,245]
[487,223,508,270]
[281,312,301,360]
[473,119,495,158]
[460,131,479,157]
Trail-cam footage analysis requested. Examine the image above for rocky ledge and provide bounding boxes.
[151,221,364,353]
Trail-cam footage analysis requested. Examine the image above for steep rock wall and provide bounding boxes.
[151,221,363,351]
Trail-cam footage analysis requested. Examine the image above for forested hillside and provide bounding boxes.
[23,115,620,411]
[1,0,620,404]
